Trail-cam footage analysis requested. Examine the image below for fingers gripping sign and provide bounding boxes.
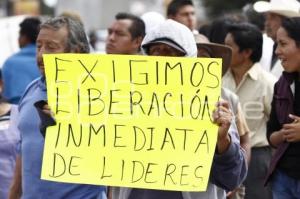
[212,99,233,154]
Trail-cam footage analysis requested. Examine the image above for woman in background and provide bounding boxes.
[0,70,20,199]
[266,17,300,199]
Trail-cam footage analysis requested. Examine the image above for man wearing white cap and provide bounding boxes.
[111,19,247,199]
[254,0,300,78]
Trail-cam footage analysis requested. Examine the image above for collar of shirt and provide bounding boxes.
[246,63,260,81]
[224,63,261,91]
[38,76,47,91]
[20,43,36,54]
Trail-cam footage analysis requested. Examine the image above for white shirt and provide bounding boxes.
[223,63,277,147]
[259,34,283,79]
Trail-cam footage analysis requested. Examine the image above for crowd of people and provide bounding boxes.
[1,0,300,198]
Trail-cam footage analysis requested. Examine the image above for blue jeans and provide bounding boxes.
[272,170,300,199]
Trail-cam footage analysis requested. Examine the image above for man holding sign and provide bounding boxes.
[111,19,247,199]
[9,17,107,199]
[10,17,246,199]
[32,19,246,199]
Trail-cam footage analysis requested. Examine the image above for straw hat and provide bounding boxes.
[254,0,300,18]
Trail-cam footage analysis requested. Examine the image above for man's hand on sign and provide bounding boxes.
[34,100,56,138]
[212,100,232,154]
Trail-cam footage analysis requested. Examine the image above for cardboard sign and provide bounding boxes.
[41,54,221,192]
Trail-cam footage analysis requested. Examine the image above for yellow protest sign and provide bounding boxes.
[41,54,222,192]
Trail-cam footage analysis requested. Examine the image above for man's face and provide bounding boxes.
[148,43,185,57]
[224,33,245,68]
[265,13,283,41]
[170,5,196,31]
[105,19,140,54]
[36,26,69,76]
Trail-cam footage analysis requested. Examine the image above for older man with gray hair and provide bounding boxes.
[8,16,107,199]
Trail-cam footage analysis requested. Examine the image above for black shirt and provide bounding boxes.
[278,79,300,179]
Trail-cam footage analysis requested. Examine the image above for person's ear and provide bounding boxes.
[168,14,175,20]
[242,49,252,59]
[18,35,29,48]
[133,36,143,49]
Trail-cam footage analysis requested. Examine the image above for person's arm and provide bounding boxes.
[235,104,251,164]
[226,105,250,198]
[269,114,300,145]
[211,100,247,191]
[240,133,251,164]
[281,114,300,142]
[8,155,22,199]
[267,94,283,148]
[269,129,285,147]
[211,123,247,191]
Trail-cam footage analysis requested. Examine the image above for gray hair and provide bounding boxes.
[40,16,90,53]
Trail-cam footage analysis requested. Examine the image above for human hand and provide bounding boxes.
[282,114,300,142]
[41,103,54,117]
[213,100,233,154]
[213,100,233,139]
[34,100,56,137]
